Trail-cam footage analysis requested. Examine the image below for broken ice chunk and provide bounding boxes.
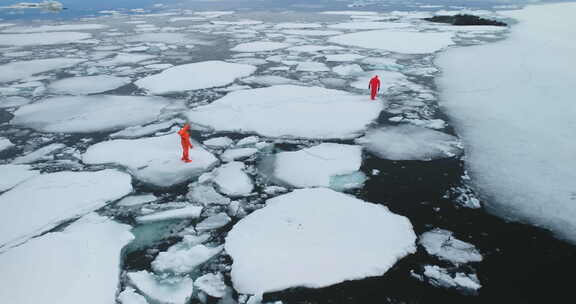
[136,206,203,224]
[127,270,193,304]
[203,137,234,149]
[152,243,223,274]
[211,162,254,197]
[221,148,258,162]
[196,213,232,231]
[187,183,231,206]
[194,273,227,298]
[419,229,482,264]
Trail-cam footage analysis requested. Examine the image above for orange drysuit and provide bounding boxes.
[178,124,193,163]
[368,76,381,100]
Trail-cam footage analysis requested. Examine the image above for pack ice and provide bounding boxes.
[48,75,130,95]
[0,164,39,192]
[11,95,171,133]
[329,30,454,54]
[0,32,92,46]
[83,134,218,188]
[186,85,383,139]
[230,41,290,52]
[356,125,462,161]
[135,61,256,94]
[437,3,576,243]
[0,58,84,83]
[0,213,133,304]
[0,169,132,249]
[225,188,416,294]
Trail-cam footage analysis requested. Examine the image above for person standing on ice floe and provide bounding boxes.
[368,75,381,100]
[178,124,193,163]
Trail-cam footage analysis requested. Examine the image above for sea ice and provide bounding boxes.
[136,206,203,224]
[127,271,193,304]
[0,213,133,304]
[96,53,156,66]
[117,194,157,207]
[0,169,132,249]
[332,64,364,76]
[194,273,227,298]
[118,287,149,304]
[419,229,482,264]
[286,45,344,53]
[135,61,256,94]
[356,125,462,161]
[282,30,341,36]
[48,75,130,95]
[0,96,31,108]
[437,2,576,243]
[196,213,232,231]
[12,143,65,164]
[3,23,108,33]
[421,265,481,293]
[328,22,412,30]
[0,32,92,46]
[0,58,84,83]
[12,95,171,133]
[83,134,218,188]
[296,62,329,72]
[203,137,234,149]
[152,243,224,274]
[221,148,258,162]
[0,137,14,152]
[272,143,363,189]
[0,164,39,192]
[275,23,322,29]
[350,70,406,92]
[187,183,231,206]
[329,30,454,54]
[231,41,290,52]
[225,188,416,294]
[186,85,382,139]
[240,75,299,86]
[210,162,254,197]
[324,54,364,62]
[110,119,182,139]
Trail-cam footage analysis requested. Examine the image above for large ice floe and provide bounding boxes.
[271,143,365,189]
[225,188,416,294]
[83,134,218,187]
[437,2,576,243]
[0,58,84,83]
[11,95,171,133]
[135,61,256,94]
[0,32,92,46]
[329,30,454,54]
[186,85,383,139]
[48,75,131,95]
[0,164,39,192]
[0,169,132,249]
[0,213,133,304]
[356,125,462,161]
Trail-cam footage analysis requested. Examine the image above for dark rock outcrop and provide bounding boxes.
[424,14,507,26]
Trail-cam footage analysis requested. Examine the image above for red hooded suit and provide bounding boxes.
[178,124,193,163]
[368,76,381,100]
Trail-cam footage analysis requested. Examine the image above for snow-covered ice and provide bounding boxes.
[0,213,133,304]
[324,54,364,62]
[211,162,254,197]
[196,213,232,231]
[296,61,329,72]
[420,265,481,293]
[225,188,416,293]
[221,148,258,162]
[194,273,227,298]
[287,45,344,53]
[0,137,14,152]
[127,270,193,304]
[419,229,482,264]
[0,96,31,108]
[0,169,132,249]
[12,95,171,133]
[136,206,203,224]
[356,125,462,161]
[0,164,39,192]
[282,29,341,36]
[117,194,157,207]
[275,23,322,29]
[332,64,364,76]
[187,183,231,206]
[436,3,576,243]
[48,75,130,95]
[330,30,454,54]
[350,70,406,92]
[152,243,223,274]
[204,137,234,149]
[83,134,218,188]
[0,58,84,83]
[12,143,65,164]
[328,22,411,30]
[110,119,182,139]
[186,85,383,139]
[0,32,92,46]
[135,61,256,94]
[231,41,289,52]
[118,287,149,304]
[272,143,363,189]
[96,53,156,66]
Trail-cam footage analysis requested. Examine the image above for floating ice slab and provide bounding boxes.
[3,24,108,33]
[187,183,231,206]
[350,70,406,92]
[196,213,231,231]
[241,75,299,86]
[0,169,132,249]
[419,229,482,264]
[128,271,193,304]
[421,265,481,293]
[12,95,171,133]
[272,143,363,189]
[96,53,156,66]
[221,148,258,162]
[282,30,341,36]
[186,85,382,139]
[333,64,364,76]
[356,125,462,161]
[152,243,223,274]
[328,22,412,30]
[211,162,254,197]
[48,75,130,95]
[136,206,203,224]
[195,273,227,298]
[110,119,182,139]
[203,137,234,149]
[83,134,218,188]
[0,137,14,152]
[436,3,576,243]
[0,164,39,192]
[330,30,454,54]
[231,41,289,52]
[135,61,256,94]
[225,188,416,293]
[286,45,344,53]
[127,33,206,45]
[296,62,329,72]
[0,32,92,46]
[0,213,133,304]
[118,287,149,304]
[0,58,84,83]
[325,54,365,62]
[12,143,65,164]
[117,194,157,207]
[275,23,322,29]
[0,96,31,108]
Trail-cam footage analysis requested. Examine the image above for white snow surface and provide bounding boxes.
[152,244,223,274]
[211,162,254,197]
[203,137,234,149]
[230,41,290,52]
[12,95,171,133]
[0,58,84,83]
[12,143,65,164]
[127,271,193,304]
[48,75,130,95]
[436,3,576,243]
[186,85,383,139]
[225,188,416,293]
[194,273,227,298]
[419,229,482,264]
[0,164,39,192]
[0,32,92,46]
[0,169,132,249]
[83,134,218,188]
[0,213,133,304]
[135,61,256,94]
[0,137,14,152]
[136,206,203,223]
[117,194,157,207]
[118,287,149,304]
[196,213,231,231]
[422,265,481,292]
[329,30,454,54]
[273,143,363,189]
[356,125,462,161]
[221,148,258,162]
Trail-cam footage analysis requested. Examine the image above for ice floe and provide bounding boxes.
[117,194,157,207]
[282,29,341,36]
[0,58,84,83]
[83,134,218,188]
[328,22,412,30]
[330,30,454,54]
[118,287,149,304]
[0,164,39,192]
[221,148,258,162]
[0,169,132,249]
[272,143,364,189]
[419,229,482,264]
[127,270,193,304]
[187,183,231,206]
[194,273,227,298]
[0,96,31,108]
[3,23,108,33]
[12,95,171,133]
[210,162,254,197]
[0,137,14,152]
[186,85,383,139]
[152,243,223,274]
[332,64,364,76]
[324,53,364,62]
[419,265,481,294]
[12,143,65,164]
[203,137,234,149]
[0,213,133,304]
[356,125,462,161]
[225,188,416,293]
[350,70,406,92]
[136,206,203,224]
[296,61,330,72]
[135,61,256,94]
[0,32,92,46]
[48,75,130,95]
[231,41,290,52]
[196,213,232,231]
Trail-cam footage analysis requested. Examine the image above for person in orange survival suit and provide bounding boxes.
[368,75,381,100]
[178,124,193,163]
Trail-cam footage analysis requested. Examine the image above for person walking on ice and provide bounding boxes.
[368,75,380,100]
[178,124,193,163]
